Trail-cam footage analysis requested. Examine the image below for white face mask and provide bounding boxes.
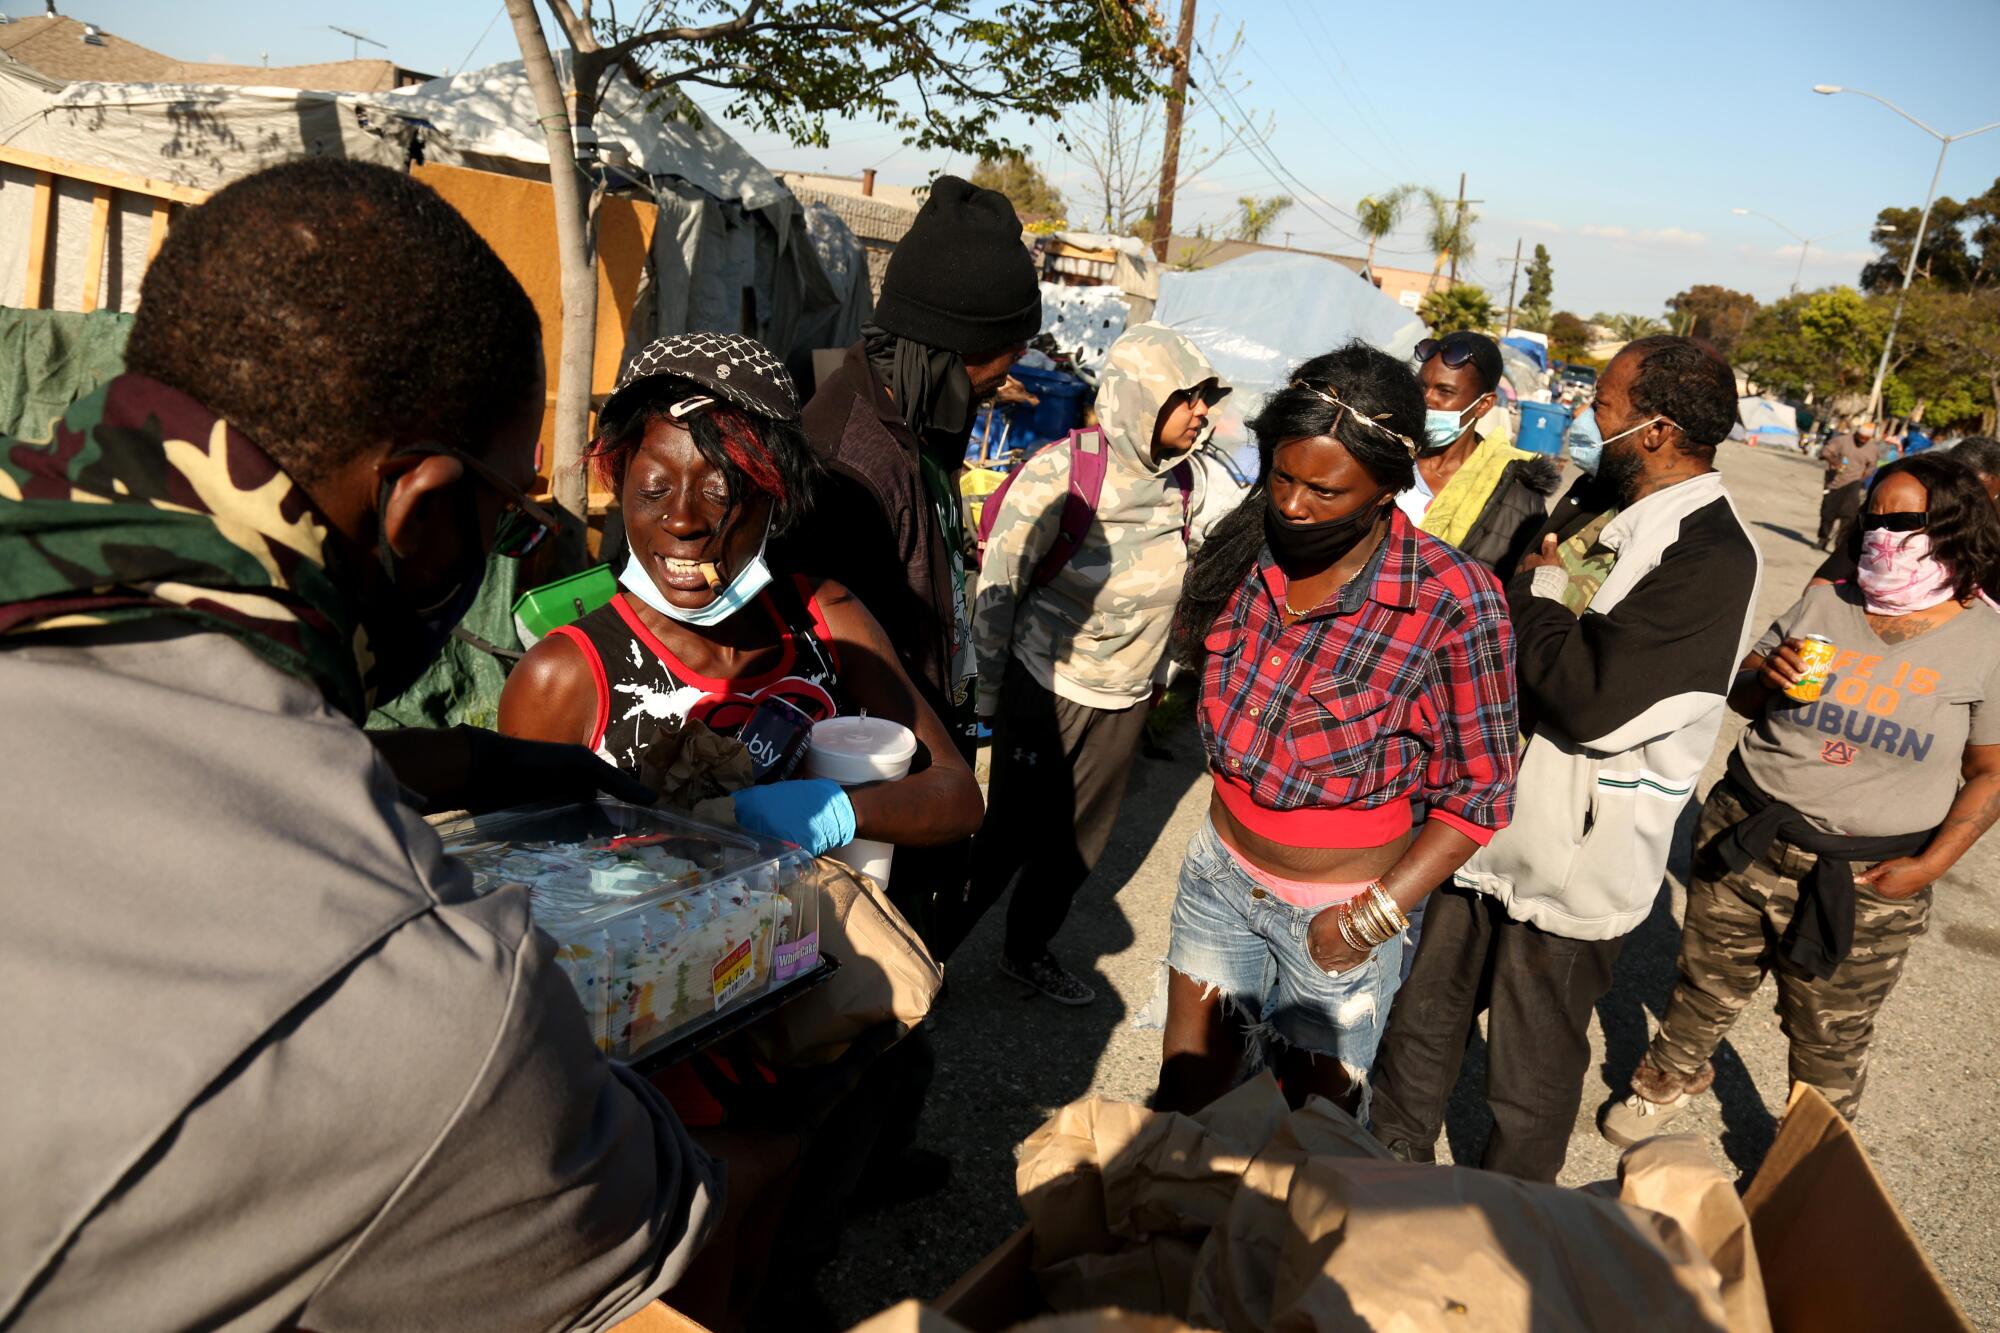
[619,516,774,627]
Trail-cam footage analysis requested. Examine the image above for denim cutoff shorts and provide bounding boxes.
[1143,814,1404,1090]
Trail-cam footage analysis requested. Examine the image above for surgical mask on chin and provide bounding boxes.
[1421,401,1480,453]
[1564,407,1660,478]
[1858,530,1956,615]
[619,519,774,627]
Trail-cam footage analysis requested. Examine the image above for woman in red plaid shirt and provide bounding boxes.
[1147,342,1520,1115]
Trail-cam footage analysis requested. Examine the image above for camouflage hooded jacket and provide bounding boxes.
[973,325,1222,711]
[0,375,369,720]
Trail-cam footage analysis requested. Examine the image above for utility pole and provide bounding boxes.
[1151,0,1197,264]
[1502,237,1523,336]
[1448,173,1466,283]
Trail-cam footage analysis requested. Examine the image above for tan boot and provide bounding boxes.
[1598,1060,1715,1147]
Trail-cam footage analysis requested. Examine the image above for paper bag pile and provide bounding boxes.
[995,1075,1766,1333]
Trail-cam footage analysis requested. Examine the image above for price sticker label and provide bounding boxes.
[712,938,755,1010]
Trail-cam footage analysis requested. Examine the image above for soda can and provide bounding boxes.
[739,694,816,783]
[1786,634,1837,703]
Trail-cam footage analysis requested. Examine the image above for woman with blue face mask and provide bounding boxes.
[1400,331,1560,578]
[499,333,983,858]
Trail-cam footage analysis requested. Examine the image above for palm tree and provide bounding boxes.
[1605,312,1668,342]
[1356,189,1407,270]
[1418,187,1476,292]
[1234,195,1293,245]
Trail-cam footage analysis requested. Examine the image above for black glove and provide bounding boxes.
[457,727,656,814]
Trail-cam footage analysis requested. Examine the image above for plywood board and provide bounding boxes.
[413,162,659,475]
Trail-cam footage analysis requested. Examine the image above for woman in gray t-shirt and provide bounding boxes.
[1602,453,2000,1144]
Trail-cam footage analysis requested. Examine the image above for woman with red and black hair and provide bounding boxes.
[499,333,982,857]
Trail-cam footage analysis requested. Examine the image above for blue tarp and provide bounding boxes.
[1501,335,1548,371]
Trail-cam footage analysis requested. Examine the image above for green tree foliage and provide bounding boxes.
[1548,310,1592,362]
[1882,286,2000,431]
[1665,285,1758,357]
[970,149,1067,224]
[1736,287,1887,403]
[1233,195,1293,244]
[1409,186,1476,291]
[1523,243,1554,313]
[1420,284,1495,336]
[1596,312,1667,343]
[1861,177,2000,294]
[1356,190,1405,269]
[603,0,1165,158]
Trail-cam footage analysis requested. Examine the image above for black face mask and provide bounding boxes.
[1264,487,1387,567]
[366,474,488,704]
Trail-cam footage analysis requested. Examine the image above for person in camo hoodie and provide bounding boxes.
[954,325,1228,1003]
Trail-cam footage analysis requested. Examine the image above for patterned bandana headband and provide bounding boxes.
[1288,379,1419,459]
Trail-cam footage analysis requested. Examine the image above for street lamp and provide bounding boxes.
[1730,207,1854,295]
[1812,85,2000,421]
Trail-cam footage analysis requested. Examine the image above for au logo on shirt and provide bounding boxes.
[1819,739,1858,766]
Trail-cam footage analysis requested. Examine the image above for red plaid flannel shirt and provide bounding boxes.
[1198,509,1519,844]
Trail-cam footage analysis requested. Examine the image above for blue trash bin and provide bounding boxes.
[1011,365,1091,446]
[1517,402,1572,457]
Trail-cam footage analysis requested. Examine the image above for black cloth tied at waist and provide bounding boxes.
[1700,750,1936,981]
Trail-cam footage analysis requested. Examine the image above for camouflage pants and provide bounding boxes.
[1646,785,1932,1118]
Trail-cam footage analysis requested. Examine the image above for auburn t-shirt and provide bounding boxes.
[1737,583,2000,835]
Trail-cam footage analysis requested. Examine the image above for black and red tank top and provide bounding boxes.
[549,574,843,775]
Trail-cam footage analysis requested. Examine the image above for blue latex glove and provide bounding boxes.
[731,778,857,856]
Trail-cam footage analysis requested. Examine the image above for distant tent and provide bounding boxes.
[1502,334,1549,370]
[1153,251,1425,409]
[1736,396,1802,448]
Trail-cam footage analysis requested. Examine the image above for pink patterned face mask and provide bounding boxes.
[1857,530,1957,615]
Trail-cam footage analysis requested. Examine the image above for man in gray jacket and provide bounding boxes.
[0,160,717,1330]
[1370,336,1762,1182]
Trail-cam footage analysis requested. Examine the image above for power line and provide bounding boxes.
[1235,30,1396,183]
[1194,43,1364,246]
[1276,0,1424,180]
[452,4,504,76]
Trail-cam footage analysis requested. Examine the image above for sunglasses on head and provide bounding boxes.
[394,443,561,559]
[1414,338,1476,369]
[1861,510,1929,533]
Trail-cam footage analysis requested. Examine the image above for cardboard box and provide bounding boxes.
[936,1086,1972,1333]
[1742,1085,1972,1332]
[610,1301,712,1333]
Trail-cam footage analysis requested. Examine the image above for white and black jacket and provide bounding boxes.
[1458,470,1763,940]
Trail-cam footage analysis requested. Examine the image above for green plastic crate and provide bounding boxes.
[512,564,619,645]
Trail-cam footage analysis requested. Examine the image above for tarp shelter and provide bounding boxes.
[1737,395,1802,448]
[0,55,867,435]
[1497,341,1550,404]
[1502,333,1549,370]
[1152,251,1426,466]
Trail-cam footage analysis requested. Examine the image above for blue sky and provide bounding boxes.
[39,0,2000,315]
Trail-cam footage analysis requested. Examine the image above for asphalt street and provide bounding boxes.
[820,440,2000,1327]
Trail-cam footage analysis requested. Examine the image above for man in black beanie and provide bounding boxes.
[787,173,1040,947]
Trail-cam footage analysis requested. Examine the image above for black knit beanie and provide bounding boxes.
[873,175,1041,355]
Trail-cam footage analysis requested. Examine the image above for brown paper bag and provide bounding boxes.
[843,1299,1194,1333]
[743,858,944,1066]
[1614,1135,1771,1333]
[1187,1096,1391,1331]
[1016,1075,1289,1271]
[1267,1155,1731,1333]
[636,717,755,810]
[1016,1097,1159,1268]
[844,1299,972,1332]
[1100,1074,1289,1242]
[1037,1237,1202,1318]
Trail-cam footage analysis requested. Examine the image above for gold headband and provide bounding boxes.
[1289,379,1418,459]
